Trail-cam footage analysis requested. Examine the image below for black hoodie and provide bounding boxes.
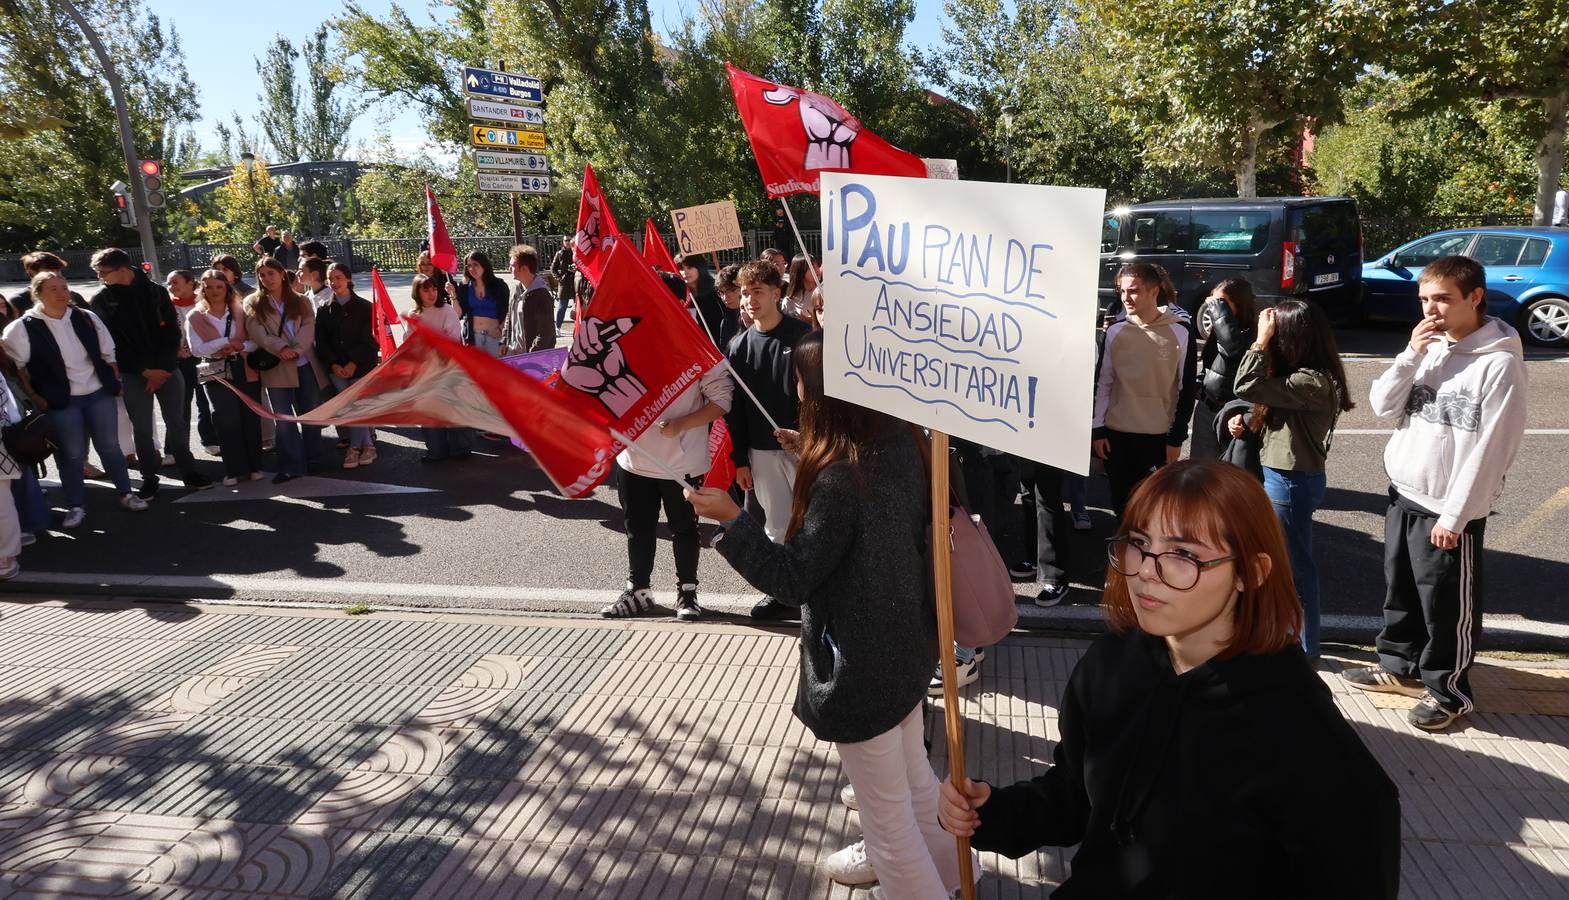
[969,629,1399,899]
[87,271,182,374]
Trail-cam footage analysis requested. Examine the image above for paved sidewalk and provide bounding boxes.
[0,600,1565,898]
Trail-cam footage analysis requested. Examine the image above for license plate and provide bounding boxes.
[1313,272,1340,285]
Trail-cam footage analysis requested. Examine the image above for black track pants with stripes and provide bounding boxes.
[1375,489,1486,714]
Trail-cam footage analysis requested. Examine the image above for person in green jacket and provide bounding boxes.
[1232,299,1354,658]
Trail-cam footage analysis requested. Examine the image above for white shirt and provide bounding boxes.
[413,303,462,342]
[185,307,256,357]
[1,307,118,396]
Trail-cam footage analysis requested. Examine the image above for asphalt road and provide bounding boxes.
[1,276,1566,648]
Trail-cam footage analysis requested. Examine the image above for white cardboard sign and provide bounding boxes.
[819,173,1105,474]
[670,201,744,255]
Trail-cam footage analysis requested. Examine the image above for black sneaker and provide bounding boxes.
[1035,582,1069,607]
[601,588,654,619]
[182,474,214,490]
[675,586,703,622]
[750,596,792,620]
[135,479,160,500]
[1409,693,1461,731]
[1341,666,1425,697]
[272,473,297,485]
[1008,561,1037,581]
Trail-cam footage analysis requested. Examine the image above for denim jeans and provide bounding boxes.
[1264,466,1328,657]
[11,469,49,532]
[471,331,503,358]
[266,372,323,476]
[121,368,201,486]
[554,291,572,329]
[327,373,374,448]
[48,389,134,506]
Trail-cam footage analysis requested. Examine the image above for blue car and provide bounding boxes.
[1362,226,1569,347]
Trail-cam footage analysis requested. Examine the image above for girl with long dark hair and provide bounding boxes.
[938,461,1399,898]
[1232,299,1354,658]
[446,250,510,356]
[186,270,263,485]
[1190,278,1258,459]
[685,331,974,897]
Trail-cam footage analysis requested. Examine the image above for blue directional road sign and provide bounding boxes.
[462,67,543,105]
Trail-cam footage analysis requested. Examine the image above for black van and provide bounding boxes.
[1098,197,1363,333]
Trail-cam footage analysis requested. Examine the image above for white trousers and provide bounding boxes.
[836,703,977,899]
[748,448,797,542]
[0,478,19,565]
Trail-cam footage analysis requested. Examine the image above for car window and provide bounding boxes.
[1131,212,1187,252]
[1192,211,1271,254]
[1520,238,1551,267]
[1101,216,1121,254]
[1471,235,1527,266]
[1394,233,1474,267]
[1288,203,1359,250]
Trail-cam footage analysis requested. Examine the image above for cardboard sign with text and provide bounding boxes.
[671,201,744,255]
[819,173,1104,474]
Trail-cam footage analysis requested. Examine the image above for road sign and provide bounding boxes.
[467,98,544,129]
[477,173,551,194]
[461,67,543,105]
[474,150,549,172]
[470,125,546,150]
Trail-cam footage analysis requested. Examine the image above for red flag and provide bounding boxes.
[641,218,679,273]
[572,165,622,286]
[558,238,724,443]
[724,63,928,198]
[703,418,736,490]
[425,185,458,273]
[369,267,401,359]
[219,320,621,497]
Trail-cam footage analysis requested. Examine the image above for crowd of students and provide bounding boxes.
[0,235,1529,896]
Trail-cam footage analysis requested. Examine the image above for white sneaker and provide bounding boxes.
[929,655,980,696]
[824,840,877,886]
[161,453,175,467]
[18,532,35,548]
[62,507,86,529]
[204,444,221,455]
[248,471,265,481]
[870,888,967,900]
[840,783,859,810]
[0,561,18,580]
[120,493,149,512]
[222,476,239,487]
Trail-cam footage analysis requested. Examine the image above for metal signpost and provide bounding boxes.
[461,63,549,244]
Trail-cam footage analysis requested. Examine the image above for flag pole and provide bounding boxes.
[779,197,813,270]
[930,428,976,900]
[610,428,691,485]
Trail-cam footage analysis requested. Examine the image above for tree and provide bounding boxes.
[0,0,198,251]
[299,27,360,162]
[197,159,290,244]
[1081,0,1368,197]
[256,37,303,163]
[1365,0,1568,223]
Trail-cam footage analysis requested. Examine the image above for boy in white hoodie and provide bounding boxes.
[1348,255,1527,731]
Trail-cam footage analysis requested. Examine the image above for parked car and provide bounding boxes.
[1099,197,1363,335]
[1362,226,1569,347]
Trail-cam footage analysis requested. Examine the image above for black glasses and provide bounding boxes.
[1105,537,1235,591]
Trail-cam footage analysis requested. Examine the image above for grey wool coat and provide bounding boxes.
[716,428,938,743]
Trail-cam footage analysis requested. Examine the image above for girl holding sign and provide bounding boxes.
[936,461,1399,898]
[686,331,980,899]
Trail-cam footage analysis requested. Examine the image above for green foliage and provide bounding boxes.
[1308,73,1540,218]
[0,0,199,252]
[197,160,291,243]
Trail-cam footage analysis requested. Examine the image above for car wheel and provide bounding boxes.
[1520,296,1569,347]
[1196,303,1216,340]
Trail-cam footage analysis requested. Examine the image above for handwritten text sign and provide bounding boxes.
[671,201,744,255]
[819,173,1104,474]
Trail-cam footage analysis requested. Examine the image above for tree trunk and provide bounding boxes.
[1533,89,1568,225]
[1235,119,1261,198]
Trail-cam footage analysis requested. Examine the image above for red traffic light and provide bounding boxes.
[139,160,161,176]
[142,262,152,272]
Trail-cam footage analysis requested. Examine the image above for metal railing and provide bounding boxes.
[0,229,813,282]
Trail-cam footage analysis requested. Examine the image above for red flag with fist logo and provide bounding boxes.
[425,185,458,273]
[725,63,928,198]
[573,164,623,287]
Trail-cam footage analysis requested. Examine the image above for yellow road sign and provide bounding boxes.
[469,125,546,150]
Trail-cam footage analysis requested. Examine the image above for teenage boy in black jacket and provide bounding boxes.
[87,249,210,497]
[724,260,810,620]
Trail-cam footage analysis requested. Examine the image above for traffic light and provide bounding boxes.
[111,180,136,228]
[138,159,165,209]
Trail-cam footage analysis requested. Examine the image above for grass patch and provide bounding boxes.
[344,602,374,616]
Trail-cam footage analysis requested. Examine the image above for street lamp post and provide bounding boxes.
[1001,103,1018,185]
[53,0,161,278]
[240,152,261,237]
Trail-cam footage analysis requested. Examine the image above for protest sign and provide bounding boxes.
[670,201,744,255]
[819,172,1105,475]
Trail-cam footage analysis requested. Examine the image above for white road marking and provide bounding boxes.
[1333,428,1569,435]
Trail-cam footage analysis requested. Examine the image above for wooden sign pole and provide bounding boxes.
[929,428,975,899]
